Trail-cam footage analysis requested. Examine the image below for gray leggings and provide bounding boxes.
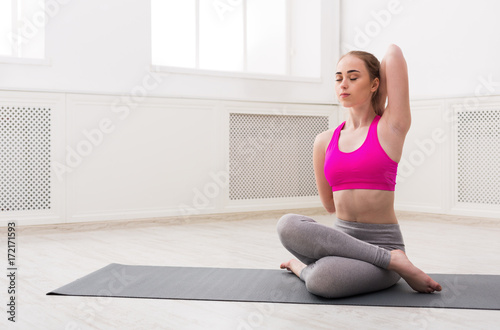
[277,214,405,298]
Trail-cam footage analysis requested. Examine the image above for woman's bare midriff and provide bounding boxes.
[333,189,398,224]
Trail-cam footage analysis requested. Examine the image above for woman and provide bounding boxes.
[277,44,442,298]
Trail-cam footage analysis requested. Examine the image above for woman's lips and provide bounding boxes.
[340,93,350,98]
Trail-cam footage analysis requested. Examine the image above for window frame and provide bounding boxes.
[0,0,47,64]
[151,0,327,83]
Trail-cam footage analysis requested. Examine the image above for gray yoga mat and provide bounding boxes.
[47,263,500,310]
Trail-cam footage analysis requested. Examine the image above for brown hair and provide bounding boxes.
[339,51,382,116]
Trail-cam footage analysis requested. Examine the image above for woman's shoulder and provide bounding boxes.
[314,128,336,150]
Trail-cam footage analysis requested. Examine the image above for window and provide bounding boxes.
[152,0,321,79]
[0,0,45,59]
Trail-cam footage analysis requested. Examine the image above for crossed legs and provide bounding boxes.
[277,214,441,298]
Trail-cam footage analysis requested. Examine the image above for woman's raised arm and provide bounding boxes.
[379,44,411,135]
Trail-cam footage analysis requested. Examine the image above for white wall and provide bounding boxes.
[0,1,151,94]
[340,0,500,99]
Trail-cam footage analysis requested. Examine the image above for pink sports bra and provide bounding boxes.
[324,115,398,192]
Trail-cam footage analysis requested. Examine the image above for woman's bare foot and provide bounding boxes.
[388,250,442,293]
[280,259,307,278]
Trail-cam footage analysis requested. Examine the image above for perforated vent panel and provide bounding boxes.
[1,106,51,211]
[229,113,329,200]
[457,109,500,205]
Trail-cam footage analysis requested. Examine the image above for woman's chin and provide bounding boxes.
[338,100,351,108]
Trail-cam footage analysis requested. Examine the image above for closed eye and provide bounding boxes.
[335,77,358,82]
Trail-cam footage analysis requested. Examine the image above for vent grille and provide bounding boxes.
[0,106,51,211]
[457,109,500,205]
[229,113,329,200]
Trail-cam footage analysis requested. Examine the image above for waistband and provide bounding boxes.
[334,218,405,250]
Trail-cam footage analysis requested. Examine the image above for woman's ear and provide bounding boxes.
[371,77,380,92]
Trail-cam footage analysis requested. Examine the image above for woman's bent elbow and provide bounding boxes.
[324,205,335,214]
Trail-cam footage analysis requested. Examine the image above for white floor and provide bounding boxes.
[3,209,500,329]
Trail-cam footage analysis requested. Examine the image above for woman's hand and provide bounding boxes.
[377,64,388,115]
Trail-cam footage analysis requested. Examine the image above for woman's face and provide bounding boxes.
[335,55,377,109]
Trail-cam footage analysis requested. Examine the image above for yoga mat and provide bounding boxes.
[47,263,500,310]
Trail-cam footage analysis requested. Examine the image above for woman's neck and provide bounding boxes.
[346,106,377,129]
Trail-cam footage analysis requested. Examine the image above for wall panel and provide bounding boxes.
[65,95,220,222]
